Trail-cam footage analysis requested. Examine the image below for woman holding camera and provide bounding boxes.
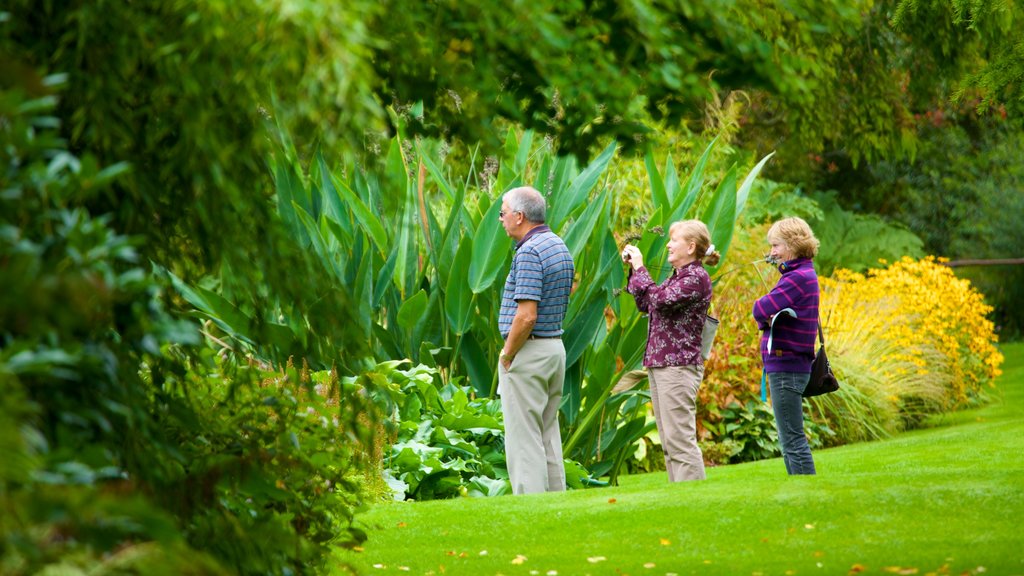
[621,220,719,482]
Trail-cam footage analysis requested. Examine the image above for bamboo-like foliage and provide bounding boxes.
[181,124,774,480]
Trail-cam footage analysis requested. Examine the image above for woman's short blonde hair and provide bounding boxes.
[669,219,721,266]
[767,217,820,259]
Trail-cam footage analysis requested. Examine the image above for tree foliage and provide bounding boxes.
[0,74,376,574]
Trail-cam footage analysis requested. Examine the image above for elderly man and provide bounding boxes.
[497,186,575,495]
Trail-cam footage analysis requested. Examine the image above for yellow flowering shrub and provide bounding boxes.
[821,256,1003,409]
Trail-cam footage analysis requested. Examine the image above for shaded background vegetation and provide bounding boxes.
[1,0,1020,573]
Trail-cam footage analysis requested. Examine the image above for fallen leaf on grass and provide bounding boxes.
[511,555,528,565]
[883,567,919,575]
[479,550,488,556]
[643,562,656,568]
[352,546,364,553]
[587,557,607,563]
[397,522,407,528]
[804,524,815,530]
[608,498,617,504]
[849,564,867,574]
[659,538,671,546]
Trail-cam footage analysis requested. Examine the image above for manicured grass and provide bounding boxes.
[334,343,1024,576]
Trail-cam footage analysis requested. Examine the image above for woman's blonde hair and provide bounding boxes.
[767,217,819,259]
[669,219,721,267]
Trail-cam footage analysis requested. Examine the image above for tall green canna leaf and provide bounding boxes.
[672,135,719,223]
[273,158,309,246]
[374,248,400,309]
[562,186,610,260]
[460,329,494,398]
[701,165,738,274]
[294,203,343,284]
[735,151,776,222]
[394,188,420,298]
[495,127,525,194]
[546,154,576,199]
[334,175,388,253]
[467,198,509,294]
[170,271,254,345]
[563,290,609,369]
[445,238,475,335]
[397,289,429,331]
[644,146,669,212]
[547,141,617,229]
[317,151,347,224]
[663,152,680,211]
[417,143,456,203]
[514,130,534,177]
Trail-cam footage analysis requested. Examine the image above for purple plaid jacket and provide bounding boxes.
[627,261,712,367]
[752,258,820,373]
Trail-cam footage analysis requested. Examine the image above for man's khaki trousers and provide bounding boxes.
[498,338,566,495]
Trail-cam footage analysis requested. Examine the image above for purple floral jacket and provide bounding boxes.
[627,261,712,367]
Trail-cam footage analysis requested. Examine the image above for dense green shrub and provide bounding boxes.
[0,69,371,576]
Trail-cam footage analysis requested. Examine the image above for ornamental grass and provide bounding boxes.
[816,256,1004,437]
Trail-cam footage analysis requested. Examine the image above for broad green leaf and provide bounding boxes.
[397,289,429,331]
[335,176,388,251]
[673,135,719,222]
[664,152,680,211]
[495,127,524,193]
[736,151,776,221]
[374,243,399,308]
[582,341,617,411]
[417,142,455,202]
[317,151,347,224]
[394,191,419,297]
[514,130,533,176]
[644,145,668,212]
[294,204,343,284]
[411,289,443,358]
[548,141,616,229]
[445,237,475,335]
[458,331,494,398]
[273,158,307,244]
[564,288,609,368]
[701,165,739,273]
[170,274,254,345]
[562,186,609,260]
[468,198,510,294]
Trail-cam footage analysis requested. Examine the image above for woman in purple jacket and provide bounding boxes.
[621,220,720,482]
[753,217,821,475]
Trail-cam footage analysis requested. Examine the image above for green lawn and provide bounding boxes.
[334,343,1024,576]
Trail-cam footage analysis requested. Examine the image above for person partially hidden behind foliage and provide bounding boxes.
[621,220,719,482]
[497,186,575,495]
[753,217,821,475]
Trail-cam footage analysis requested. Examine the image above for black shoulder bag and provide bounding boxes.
[804,317,840,397]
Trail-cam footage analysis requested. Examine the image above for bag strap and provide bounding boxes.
[817,315,825,346]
